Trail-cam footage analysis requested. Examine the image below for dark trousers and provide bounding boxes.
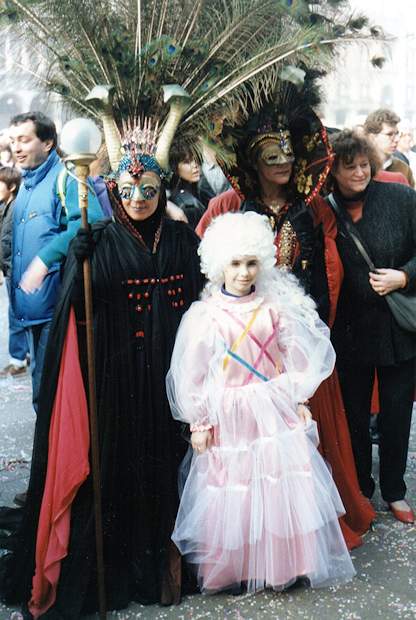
[27,320,52,413]
[337,357,415,503]
[6,277,29,362]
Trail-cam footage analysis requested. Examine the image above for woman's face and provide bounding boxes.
[118,170,161,221]
[331,154,371,198]
[177,159,201,184]
[256,157,293,189]
[223,255,259,297]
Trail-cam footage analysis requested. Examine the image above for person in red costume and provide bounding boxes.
[196,82,375,549]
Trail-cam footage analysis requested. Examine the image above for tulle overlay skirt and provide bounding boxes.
[172,379,356,593]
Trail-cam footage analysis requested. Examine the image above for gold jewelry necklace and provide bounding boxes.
[268,202,283,215]
[262,198,285,215]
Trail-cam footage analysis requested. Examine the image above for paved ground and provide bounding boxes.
[0,283,415,620]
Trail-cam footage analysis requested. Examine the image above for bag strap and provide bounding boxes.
[56,168,97,217]
[327,193,376,272]
[56,168,68,215]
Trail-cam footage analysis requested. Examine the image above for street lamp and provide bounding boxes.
[60,117,106,620]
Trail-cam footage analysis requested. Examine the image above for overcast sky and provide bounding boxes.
[348,0,416,37]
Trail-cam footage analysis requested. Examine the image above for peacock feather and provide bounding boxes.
[0,0,381,165]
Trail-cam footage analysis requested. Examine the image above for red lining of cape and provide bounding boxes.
[29,307,90,618]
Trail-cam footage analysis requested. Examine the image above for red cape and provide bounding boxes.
[29,308,90,618]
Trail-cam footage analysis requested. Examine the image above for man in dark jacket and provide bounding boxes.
[0,166,28,377]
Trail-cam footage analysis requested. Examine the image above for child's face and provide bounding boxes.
[0,181,13,204]
[223,255,259,297]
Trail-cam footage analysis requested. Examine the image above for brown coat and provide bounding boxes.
[386,157,415,187]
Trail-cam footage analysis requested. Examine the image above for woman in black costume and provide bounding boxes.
[0,123,203,618]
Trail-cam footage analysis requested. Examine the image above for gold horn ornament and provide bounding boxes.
[155,85,191,172]
[85,84,122,172]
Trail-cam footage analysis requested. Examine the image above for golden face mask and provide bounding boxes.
[249,131,295,166]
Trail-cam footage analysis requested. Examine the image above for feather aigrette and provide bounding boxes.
[1,0,379,164]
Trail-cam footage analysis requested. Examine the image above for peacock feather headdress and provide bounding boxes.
[0,0,381,176]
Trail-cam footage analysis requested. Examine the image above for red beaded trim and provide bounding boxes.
[305,126,334,206]
[124,274,185,310]
[124,274,184,286]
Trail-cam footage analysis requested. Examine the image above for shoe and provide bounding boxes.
[388,503,415,524]
[0,363,27,377]
[13,491,27,507]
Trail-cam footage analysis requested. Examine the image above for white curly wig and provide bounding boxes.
[198,212,277,296]
[198,212,317,321]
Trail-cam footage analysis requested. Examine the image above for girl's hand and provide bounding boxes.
[369,269,407,296]
[297,403,312,425]
[191,430,212,454]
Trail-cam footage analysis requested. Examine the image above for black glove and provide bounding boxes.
[72,226,95,262]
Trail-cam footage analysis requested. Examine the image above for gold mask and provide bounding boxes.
[249,131,295,166]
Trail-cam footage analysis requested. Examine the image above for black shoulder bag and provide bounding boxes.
[327,193,416,333]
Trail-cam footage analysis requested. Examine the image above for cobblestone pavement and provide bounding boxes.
[0,284,415,620]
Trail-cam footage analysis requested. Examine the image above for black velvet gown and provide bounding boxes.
[0,213,203,618]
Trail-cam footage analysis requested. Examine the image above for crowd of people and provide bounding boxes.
[0,98,415,619]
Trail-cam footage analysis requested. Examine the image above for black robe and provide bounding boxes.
[0,216,203,617]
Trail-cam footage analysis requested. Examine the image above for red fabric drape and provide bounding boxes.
[29,308,90,618]
[311,371,376,549]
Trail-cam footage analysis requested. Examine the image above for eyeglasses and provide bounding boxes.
[119,183,161,201]
[380,131,399,139]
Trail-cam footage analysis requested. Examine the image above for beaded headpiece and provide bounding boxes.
[116,120,171,181]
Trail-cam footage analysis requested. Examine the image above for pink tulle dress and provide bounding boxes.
[167,288,355,594]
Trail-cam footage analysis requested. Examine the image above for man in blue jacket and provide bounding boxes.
[8,112,103,417]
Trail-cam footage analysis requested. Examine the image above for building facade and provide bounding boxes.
[0,28,68,131]
[321,0,416,129]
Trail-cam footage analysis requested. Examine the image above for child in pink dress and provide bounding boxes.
[167,212,355,594]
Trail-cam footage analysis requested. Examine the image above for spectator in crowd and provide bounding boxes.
[328,129,416,525]
[8,112,103,412]
[395,122,416,178]
[0,144,14,168]
[168,142,206,229]
[198,144,230,206]
[363,109,415,187]
[7,112,103,506]
[0,166,29,377]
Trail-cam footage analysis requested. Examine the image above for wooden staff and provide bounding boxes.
[75,162,107,620]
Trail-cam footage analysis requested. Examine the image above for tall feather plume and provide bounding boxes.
[0,0,381,165]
